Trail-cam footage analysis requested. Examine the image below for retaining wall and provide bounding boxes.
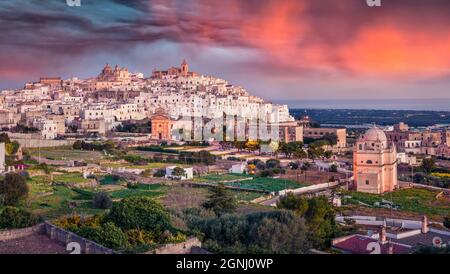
[0,223,45,241]
[44,222,115,254]
[151,237,202,254]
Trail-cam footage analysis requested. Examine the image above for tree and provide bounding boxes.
[245,140,260,152]
[202,183,237,216]
[107,197,172,233]
[421,158,436,174]
[323,150,333,159]
[323,133,338,146]
[172,167,187,178]
[329,164,338,173]
[276,194,340,249]
[277,192,308,216]
[308,146,325,160]
[153,168,166,177]
[0,207,39,229]
[304,196,340,248]
[233,141,246,152]
[0,133,11,143]
[266,159,280,169]
[92,192,113,209]
[185,210,310,254]
[293,148,307,160]
[72,140,83,150]
[0,173,29,206]
[278,142,303,158]
[73,222,129,250]
[5,141,20,155]
[288,162,299,170]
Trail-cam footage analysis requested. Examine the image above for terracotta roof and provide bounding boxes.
[333,235,411,254]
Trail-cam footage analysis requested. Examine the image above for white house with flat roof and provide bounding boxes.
[165,166,193,180]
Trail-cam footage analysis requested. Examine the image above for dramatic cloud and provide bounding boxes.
[0,0,449,101]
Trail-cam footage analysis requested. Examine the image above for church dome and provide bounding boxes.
[361,126,387,143]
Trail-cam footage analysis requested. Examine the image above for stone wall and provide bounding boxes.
[0,223,45,241]
[12,138,75,148]
[44,222,115,254]
[151,237,202,254]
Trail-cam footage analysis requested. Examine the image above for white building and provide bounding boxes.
[229,163,247,174]
[0,143,5,172]
[165,166,193,180]
[353,126,398,194]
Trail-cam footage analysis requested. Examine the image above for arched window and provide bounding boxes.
[366,160,373,164]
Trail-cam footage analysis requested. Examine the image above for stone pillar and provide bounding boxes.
[421,215,429,234]
[49,227,56,240]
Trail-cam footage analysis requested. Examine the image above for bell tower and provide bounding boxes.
[181,59,189,77]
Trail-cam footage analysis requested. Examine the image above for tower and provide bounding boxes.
[181,59,189,77]
[353,126,398,194]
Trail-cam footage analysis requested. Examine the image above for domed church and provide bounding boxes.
[353,126,398,194]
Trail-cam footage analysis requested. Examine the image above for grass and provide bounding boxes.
[342,188,450,217]
[231,191,265,202]
[100,162,168,169]
[68,183,166,200]
[431,172,450,178]
[195,173,304,192]
[26,146,104,161]
[109,184,166,199]
[100,174,124,185]
[53,172,90,184]
[27,186,94,219]
[227,177,304,192]
[194,173,252,182]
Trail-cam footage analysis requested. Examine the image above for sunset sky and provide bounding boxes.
[0,0,449,104]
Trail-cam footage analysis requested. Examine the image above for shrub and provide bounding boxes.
[125,229,155,246]
[330,164,338,173]
[202,183,237,216]
[0,173,29,206]
[107,197,172,233]
[73,222,128,250]
[153,168,166,177]
[444,216,450,229]
[186,210,310,254]
[92,192,113,209]
[266,159,280,169]
[98,222,129,249]
[0,207,40,229]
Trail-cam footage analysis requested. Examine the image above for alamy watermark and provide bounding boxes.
[367,0,382,7]
[66,0,81,7]
[66,1,380,8]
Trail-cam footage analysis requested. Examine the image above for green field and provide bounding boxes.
[23,178,167,219]
[232,191,265,202]
[194,173,251,182]
[64,183,166,200]
[227,177,304,192]
[53,172,91,184]
[100,162,168,169]
[100,174,124,185]
[27,146,104,161]
[26,186,105,219]
[196,173,304,192]
[342,188,450,216]
[109,184,166,199]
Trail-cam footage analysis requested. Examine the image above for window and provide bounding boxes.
[365,180,370,185]
[366,160,373,164]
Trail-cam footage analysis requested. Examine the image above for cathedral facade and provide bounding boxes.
[353,126,398,194]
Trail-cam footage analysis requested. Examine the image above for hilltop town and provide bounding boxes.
[0,62,449,255]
